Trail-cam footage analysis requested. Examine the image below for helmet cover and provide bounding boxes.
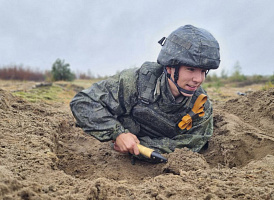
[157,25,220,70]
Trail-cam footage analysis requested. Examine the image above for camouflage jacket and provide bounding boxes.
[70,62,213,154]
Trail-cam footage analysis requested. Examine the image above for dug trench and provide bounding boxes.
[0,88,274,199]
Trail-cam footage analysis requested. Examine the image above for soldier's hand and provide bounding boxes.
[114,133,140,155]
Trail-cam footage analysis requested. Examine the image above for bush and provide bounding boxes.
[262,81,274,90]
[220,69,228,79]
[269,73,274,84]
[229,61,246,82]
[206,72,219,82]
[0,65,45,81]
[51,59,75,81]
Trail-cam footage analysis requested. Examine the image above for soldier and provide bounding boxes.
[70,24,220,162]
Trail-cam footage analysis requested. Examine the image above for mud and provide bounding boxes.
[0,88,274,200]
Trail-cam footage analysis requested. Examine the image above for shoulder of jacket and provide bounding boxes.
[107,67,139,88]
[137,62,164,103]
[139,62,163,76]
[117,67,139,78]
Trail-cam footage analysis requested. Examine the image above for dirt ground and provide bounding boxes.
[0,83,274,200]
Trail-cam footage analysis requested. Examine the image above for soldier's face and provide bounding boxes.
[167,66,206,97]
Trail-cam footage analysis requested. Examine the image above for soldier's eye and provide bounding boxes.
[187,68,195,71]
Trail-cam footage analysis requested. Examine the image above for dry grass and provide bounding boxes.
[0,80,38,92]
[0,79,266,106]
[206,83,264,102]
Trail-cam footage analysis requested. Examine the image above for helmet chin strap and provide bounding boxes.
[164,67,195,95]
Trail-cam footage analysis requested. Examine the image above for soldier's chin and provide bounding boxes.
[181,92,194,97]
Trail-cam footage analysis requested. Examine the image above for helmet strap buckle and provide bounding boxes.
[158,37,166,46]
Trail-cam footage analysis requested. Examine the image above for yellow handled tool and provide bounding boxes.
[137,144,168,163]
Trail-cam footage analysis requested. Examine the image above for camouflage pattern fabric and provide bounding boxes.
[70,62,213,155]
[157,24,220,70]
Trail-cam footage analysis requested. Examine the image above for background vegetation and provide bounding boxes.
[0,60,273,104]
[204,62,274,91]
[51,59,76,81]
[0,65,45,81]
[0,59,105,82]
[0,60,273,90]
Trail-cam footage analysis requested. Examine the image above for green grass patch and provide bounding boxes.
[202,79,224,90]
[262,81,274,91]
[11,79,103,104]
[13,85,66,103]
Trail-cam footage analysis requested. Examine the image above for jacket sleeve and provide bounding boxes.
[70,69,138,142]
[138,101,213,153]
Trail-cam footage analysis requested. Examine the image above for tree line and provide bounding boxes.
[0,59,93,82]
[0,60,273,86]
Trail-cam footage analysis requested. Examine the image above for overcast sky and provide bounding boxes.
[1,0,274,77]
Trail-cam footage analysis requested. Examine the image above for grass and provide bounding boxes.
[10,79,104,105]
[262,81,274,91]
[1,76,272,106]
[13,84,75,104]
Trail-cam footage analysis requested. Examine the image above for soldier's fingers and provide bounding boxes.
[134,138,140,144]
[113,143,121,152]
[133,143,139,155]
[114,143,128,153]
[131,134,140,144]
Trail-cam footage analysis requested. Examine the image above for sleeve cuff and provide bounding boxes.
[112,126,130,140]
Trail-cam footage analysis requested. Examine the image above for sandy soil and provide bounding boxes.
[0,85,274,200]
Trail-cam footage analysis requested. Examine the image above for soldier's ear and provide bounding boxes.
[166,66,172,74]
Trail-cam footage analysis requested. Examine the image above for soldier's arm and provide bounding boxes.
[70,69,138,142]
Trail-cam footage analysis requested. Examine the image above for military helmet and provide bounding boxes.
[157,24,220,70]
